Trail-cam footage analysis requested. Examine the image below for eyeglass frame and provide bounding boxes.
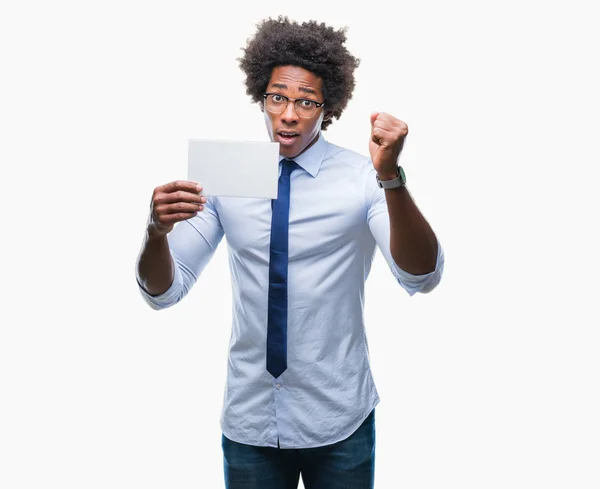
[262,92,326,118]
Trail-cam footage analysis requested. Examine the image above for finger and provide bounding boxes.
[155,211,199,226]
[373,117,403,130]
[371,126,394,143]
[372,121,394,134]
[154,190,206,206]
[373,112,396,124]
[370,112,380,126]
[155,202,204,215]
[156,180,202,195]
[374,115,406,132]
[373,125,407,145]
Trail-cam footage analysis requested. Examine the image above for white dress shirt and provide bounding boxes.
[138,131,444,448]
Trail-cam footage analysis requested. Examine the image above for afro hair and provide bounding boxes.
[238,16,360,131]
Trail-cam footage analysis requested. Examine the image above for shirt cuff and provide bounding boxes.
[391,239,445,296]
[136,252,184,310]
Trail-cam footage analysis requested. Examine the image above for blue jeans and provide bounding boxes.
[222,409,375,489]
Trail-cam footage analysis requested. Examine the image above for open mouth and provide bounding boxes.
[277,132,300,145]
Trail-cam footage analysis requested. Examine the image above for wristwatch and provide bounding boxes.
[376,166,406,189]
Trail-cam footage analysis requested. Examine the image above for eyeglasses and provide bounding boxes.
[262,93,325,118]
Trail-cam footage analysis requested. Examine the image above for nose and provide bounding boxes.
[280,101,299,124]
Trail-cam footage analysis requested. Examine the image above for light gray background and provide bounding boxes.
[1,1,599,488]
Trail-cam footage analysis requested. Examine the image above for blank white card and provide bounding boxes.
[187,138,280,199]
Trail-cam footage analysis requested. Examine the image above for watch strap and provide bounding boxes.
[376,166,406,189]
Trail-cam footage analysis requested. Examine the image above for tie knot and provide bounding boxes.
[281,159,298,176]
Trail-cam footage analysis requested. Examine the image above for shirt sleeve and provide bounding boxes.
[365,165,445,296]
[137,196,225,309]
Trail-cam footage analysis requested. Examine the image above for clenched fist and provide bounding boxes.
[369,112,409,179]
[148,180,205,238]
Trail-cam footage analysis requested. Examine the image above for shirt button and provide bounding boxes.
[276,384,281,389]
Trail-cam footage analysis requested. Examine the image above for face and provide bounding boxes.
[263,65,331,159]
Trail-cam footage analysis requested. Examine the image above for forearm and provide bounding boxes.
[136,230,175,296]
[383,184,438,275]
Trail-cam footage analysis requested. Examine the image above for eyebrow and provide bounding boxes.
[269,83,318,96]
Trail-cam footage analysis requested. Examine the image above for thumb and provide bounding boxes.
[370,112,379,127]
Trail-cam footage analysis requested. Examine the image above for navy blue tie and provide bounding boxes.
[266,159,298,378]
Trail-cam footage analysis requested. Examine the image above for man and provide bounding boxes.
[136,16,444,489]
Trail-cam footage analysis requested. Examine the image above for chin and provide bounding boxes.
[280,141,302,157]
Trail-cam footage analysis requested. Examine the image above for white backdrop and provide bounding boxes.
[1,1,599,488]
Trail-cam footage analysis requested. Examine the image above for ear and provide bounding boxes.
[324,111,334,122]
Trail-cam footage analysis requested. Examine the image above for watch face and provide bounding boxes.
[398,166,406,183]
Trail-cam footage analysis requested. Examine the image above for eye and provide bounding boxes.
[272,94,285,103]
[299,99,315,108]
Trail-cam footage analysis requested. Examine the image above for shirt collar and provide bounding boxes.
[278,131,328,178]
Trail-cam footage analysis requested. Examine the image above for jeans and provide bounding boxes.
[222,409,375,489]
